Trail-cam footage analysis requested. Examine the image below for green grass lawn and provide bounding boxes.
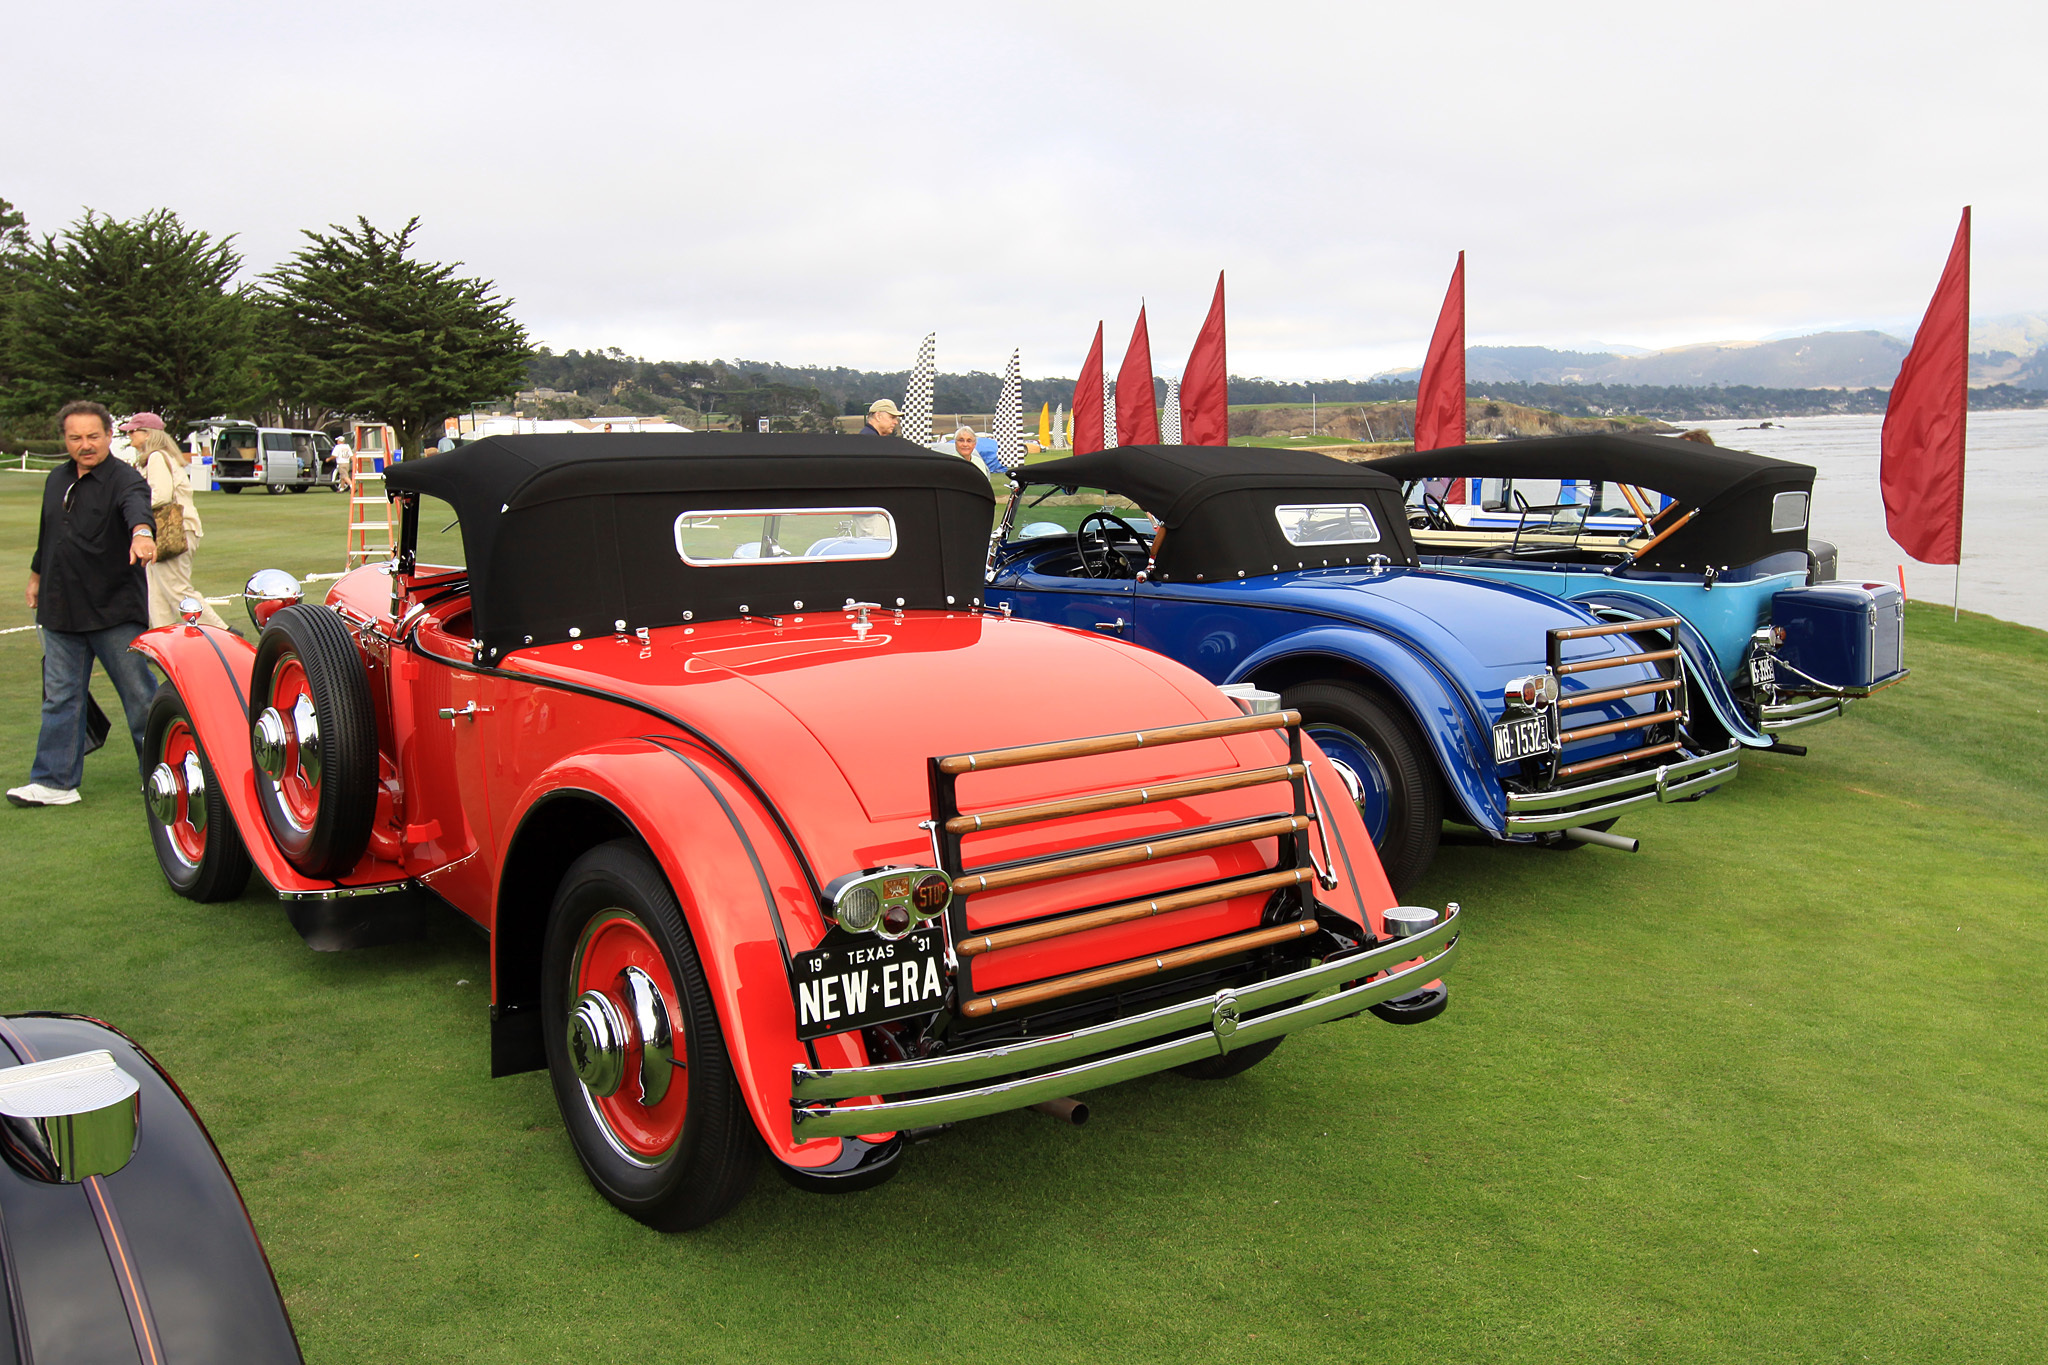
[4,472,2046,1362]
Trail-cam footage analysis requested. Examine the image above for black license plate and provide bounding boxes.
[793,928,947,1040]
[1750,655,1776,688]
[1492,712,1552,763]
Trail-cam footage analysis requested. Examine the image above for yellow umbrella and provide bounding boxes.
[1037,403,1052,451]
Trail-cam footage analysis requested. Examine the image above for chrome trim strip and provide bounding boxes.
[1761,701,1844,731]
[792,907,1458,1108]
[277,878,421,903]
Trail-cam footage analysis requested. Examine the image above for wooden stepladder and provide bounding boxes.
[344,423,397,568]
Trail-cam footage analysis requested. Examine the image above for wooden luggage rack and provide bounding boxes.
[928,708,1333,1022]
[1543,615,1689,783]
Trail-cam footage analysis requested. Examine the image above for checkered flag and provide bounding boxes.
[1054,403,1067,448]
[902,333,935,446]
[1163,376,1183,444]
[1102,371,1117,448]
[992,349,1024,471]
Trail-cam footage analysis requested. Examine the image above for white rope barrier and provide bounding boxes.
[2,570,359,639]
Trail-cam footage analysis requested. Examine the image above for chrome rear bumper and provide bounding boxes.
[788,906,1460,1140]
[1760,694,1845,731]
[1504,743,1741,834]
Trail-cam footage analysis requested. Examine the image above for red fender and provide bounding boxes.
[132,623,419,896]
[494,738,864,1169]
[1302,731,1398,937]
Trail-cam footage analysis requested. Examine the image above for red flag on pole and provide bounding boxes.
[1415,251,1466,457]
[1181,272,1228,446]
[1117,305,1161,446]
[1071,322,1106,455]
[1881,208,1970,567]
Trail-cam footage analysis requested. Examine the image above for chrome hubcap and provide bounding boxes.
[252,708,290,781]
[619,966,675,1106]
[145,764,180,825]
[568,991,629,1098]
[180,750,207,833]
[291,693,322,786]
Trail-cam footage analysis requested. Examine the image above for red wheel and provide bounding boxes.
[542,841,758,1229]
[249,604,377,877]
[570,909,689,1162]
[144,682,252,902]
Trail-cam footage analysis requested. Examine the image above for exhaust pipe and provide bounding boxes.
[1031,1097,1090,1126]
[1565,826,1639,853]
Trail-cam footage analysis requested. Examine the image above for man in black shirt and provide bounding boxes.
[9,401,161,807]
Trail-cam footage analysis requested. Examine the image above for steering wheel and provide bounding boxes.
[1420,491,1454,531]
[1075,510,1148,580]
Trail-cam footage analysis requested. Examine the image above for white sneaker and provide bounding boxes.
[6,783,81,807]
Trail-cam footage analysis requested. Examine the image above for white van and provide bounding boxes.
[187,420,343,493]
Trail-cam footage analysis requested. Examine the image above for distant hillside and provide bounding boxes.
[1379,316,2048,391]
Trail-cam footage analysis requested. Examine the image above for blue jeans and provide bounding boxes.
[32,624,159,790]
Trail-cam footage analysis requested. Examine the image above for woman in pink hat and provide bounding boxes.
[123,414,231,631]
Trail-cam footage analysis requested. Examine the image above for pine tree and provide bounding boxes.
[262,218,530,453]
[1,208,255,430]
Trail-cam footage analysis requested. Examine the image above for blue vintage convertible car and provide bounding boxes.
[984,445,1741,892]
[1374,433,1908,750]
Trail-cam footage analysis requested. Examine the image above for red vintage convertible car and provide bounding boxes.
[133,434,1460,1229]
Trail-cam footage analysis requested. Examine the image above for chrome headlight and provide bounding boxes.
[1504,672,1559,710]
[245,568,303,630]
[825,868,952,939]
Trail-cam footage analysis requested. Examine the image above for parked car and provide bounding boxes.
[185,420,343,494]
[131,434,1457,1230]
[1,1012,303,1363]
[1373,433,1908,749]
[983,445,1742,893]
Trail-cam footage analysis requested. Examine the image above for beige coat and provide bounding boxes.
[142,447,204,540]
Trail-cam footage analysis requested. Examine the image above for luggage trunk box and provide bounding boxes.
[1772,581,1905,692]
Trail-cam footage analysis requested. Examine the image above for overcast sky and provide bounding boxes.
[7,0,2041,379]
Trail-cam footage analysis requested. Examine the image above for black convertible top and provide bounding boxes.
[386,433,995,659]
[1018,445,1414,581]
[1372,433,1818,571]
[1373,433,1813,508]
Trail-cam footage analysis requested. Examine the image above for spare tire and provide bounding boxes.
[249,604,378,877]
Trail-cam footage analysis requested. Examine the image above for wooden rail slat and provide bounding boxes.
[959,919,1318,1018]
[1559,709,1681,745]
[952,816,1309,896]
[958,868,1313,957]
[1555,739,1682,779]
[944,764,1304,835]
[936,710,1300,776]
[1550,615,1681,642]
[1558,679,1679,711]
[1555,648,1679,677]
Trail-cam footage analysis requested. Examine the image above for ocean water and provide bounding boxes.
[1689,410,2048,632]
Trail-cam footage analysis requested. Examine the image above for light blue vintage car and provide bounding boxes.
[985,445,1741,893]
[1375,433,1908,751]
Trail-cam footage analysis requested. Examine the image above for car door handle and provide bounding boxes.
[438,701,489,721]
[1093,618,1127,635]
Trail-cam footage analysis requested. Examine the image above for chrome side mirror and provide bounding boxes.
[0,1050,141,1183]
[245,569,303,631]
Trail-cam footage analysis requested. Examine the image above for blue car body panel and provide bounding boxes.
[990,557,1676,837]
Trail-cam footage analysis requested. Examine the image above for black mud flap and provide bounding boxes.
[774,1132,905,1194]
[283,886,428,952]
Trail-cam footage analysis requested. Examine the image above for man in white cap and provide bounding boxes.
[860,399,902,438]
